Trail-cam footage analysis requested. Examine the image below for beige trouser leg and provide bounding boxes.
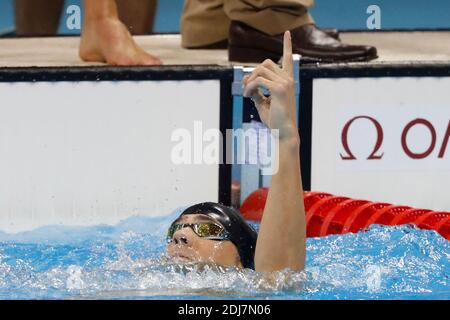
[181,0,315,48]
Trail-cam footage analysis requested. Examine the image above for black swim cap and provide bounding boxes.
[179,202,258,270]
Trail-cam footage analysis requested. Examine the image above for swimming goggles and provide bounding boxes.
[167,222,230,242]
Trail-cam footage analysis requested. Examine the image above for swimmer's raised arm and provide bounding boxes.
[243,31,306,273]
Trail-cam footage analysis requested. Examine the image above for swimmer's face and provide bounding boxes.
[165,214,242,268]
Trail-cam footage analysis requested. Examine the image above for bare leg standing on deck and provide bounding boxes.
[79,0,162,65]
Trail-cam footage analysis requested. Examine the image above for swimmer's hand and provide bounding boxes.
[243,31,298,143]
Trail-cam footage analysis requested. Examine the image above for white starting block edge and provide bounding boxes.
[0,65,234,233]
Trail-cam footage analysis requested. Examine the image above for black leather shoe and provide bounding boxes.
[228,21,377,63]
[184,26,338,50]
[322,28,340,40]
[186,28,338,50]
[291,24,377,62]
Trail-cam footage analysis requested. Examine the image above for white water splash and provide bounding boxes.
[66,265,85,290]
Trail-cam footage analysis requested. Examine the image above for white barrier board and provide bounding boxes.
[312,77,450,211]
[0,80,221,232]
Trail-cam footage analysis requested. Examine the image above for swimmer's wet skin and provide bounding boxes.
[166,31,306,273]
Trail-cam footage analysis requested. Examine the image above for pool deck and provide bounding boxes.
[0,31,449,68]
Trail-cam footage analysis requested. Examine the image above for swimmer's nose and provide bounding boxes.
[172,231,190,246]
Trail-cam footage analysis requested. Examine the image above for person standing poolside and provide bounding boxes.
[15,0,161,65]
[166,31,306,272]
[181,0,377,63]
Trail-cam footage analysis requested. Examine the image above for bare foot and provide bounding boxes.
[79,17,162,65]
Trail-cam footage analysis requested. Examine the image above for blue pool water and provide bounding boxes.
[0,209,449,300]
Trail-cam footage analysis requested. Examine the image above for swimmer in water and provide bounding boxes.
[166,31,306,273]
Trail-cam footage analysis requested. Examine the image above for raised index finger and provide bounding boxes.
[282,31,293,77]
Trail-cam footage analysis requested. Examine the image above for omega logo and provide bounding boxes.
[340,116,450,160]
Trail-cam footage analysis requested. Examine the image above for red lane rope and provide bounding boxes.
[240,188,450,240]
[320,199,370,236]
[306,196,349,237]
[390,209,432,225]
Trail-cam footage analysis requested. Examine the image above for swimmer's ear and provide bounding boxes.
[282,31,293,77]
